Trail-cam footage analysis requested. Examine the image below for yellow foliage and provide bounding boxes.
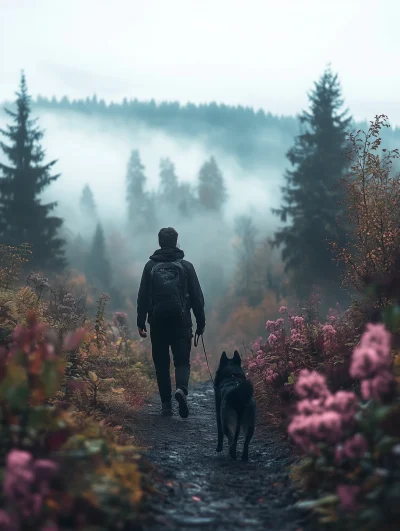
[219,292,286,346]
[0,286,45,334]
[15,286,45,323]
[95,462,142,505]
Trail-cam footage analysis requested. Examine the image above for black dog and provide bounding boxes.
[214,351,256,461]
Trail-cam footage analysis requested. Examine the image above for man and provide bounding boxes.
[137,227,205,418]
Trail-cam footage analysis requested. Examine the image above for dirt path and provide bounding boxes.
[127,383,311,531]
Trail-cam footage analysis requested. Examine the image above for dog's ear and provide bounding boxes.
[220,351,228,365]
[233,350,241,365]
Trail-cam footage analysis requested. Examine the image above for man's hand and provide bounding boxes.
[138,328,147,338]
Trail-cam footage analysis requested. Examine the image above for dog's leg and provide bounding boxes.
[222,406,238,460]
[215,391,223,452]
[241,403,255,462]
[232,424,240,460]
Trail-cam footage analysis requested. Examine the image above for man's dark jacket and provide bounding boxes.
[137,247,205,331]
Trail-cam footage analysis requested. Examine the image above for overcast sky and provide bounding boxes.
[1,0,399,123]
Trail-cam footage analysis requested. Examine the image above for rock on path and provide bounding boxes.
[126,383,311,531]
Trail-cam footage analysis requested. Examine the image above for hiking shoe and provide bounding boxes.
[161,401,173,417]
[175,389,189,418]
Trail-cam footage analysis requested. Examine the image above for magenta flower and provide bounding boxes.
[350,345,384,380]
[342,434,368,459]
[324,391,358,424]
[6,450,32,470]
[288,414,314,450]
[361,371,395,402]
[350,323,392,380]
[295,370,330,399]
[252,337,262,351]
[362,323,391,353]
[3,450,59,523]
[279,306,287,314]
[337,484,360,512]
[268,333,278,346]
[313,411,343,444]
[0,510,16,530]
[322,324,336,335]
[297,398,327,416]
[291,316,305,328]
[266,320,275,331]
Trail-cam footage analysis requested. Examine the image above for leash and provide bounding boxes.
[194,333,215,388]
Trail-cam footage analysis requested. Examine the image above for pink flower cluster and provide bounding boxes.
[296,369,330,399]
[0,450,59,529]
[322,324,337,350]
[350,323,394,401]
[265,318,285,333]
[291,316,305,328]
[265,367,279,383]
[335,434,368,463]
[252,337,263,351]
[288,370,359,451]
[336,484,361,512]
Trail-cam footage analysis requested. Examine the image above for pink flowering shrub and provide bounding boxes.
[244,305,357,423]
[289,323,400,529]
[0,450,59,529]
[0,313,145,529]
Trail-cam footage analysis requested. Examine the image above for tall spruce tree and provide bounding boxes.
[198,157,227,213]
[234,215,261,305]
[271,66,352,305]
[126,149,151,231]
[80,183,97,219]
[85,223,112,291]
[159,157,179,204]
[178,182,197,218]
[0,72,65,270]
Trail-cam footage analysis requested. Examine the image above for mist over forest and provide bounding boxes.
[2,72,400,349]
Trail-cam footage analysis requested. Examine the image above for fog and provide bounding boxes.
[37,110,282,228]
[0,106,286,329]
[8,110,283,287]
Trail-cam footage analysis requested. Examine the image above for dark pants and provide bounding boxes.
[150,326,192,404]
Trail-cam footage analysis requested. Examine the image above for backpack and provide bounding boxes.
[149,260,188,325]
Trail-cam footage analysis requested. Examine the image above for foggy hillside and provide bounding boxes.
[1,89,399,346]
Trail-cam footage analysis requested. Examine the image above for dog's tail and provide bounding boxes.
[226,380,254,409]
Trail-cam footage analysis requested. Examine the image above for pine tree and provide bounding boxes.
[178,183,198,218]
[126,149,149,231]
[198,157,227,212]
[234,215,261,305]
[85,223,112,291]
[271,66,352,305]
[80,184,97,219]
[66,233,87,273]
[0,72,65,271]
[159,157,179,204]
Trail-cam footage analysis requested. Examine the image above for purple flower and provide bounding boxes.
[337,485,360,512]
[295,370,330,399]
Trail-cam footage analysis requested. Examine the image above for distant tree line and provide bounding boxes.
[12,92,399,172]
[1,67,394,312]
[29,95,300,169]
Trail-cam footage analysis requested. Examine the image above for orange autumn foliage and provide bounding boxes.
[209,291,286,352]
[333,115,400,305]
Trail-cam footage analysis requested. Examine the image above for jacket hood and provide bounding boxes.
[149,247,185,262]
